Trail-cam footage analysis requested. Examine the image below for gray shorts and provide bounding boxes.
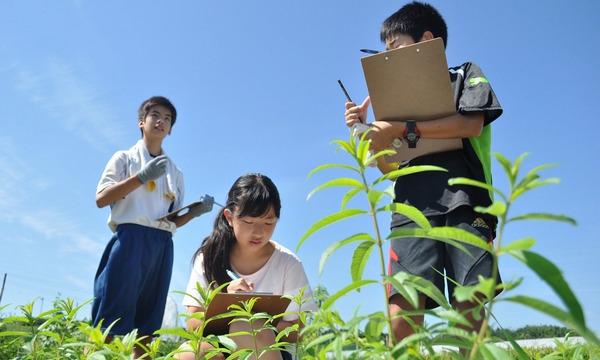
[388,206,501,309]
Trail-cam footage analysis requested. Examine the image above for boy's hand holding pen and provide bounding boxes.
[339,79,371,134]
[226,269,255,293]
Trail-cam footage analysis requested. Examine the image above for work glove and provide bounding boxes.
[188,195,215,218]
[137,155,168,183]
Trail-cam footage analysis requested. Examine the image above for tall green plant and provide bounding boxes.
[298,135,599,359]
[448,152,599,358]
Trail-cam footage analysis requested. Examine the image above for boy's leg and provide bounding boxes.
[134,228,174,357]
[389,294,426,341]
[92,225,145,335]
[444,206,501,333]
[388,216,445,341]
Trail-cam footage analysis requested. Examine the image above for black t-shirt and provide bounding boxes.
[391,62,503,230]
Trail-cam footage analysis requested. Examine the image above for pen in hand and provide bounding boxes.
[226,269,255,293]
[226,269,239,280]
[337,79,353,103]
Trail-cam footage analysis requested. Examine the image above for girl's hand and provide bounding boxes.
[227,278,255,293]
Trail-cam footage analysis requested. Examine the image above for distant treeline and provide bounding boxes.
[491,325,575,340]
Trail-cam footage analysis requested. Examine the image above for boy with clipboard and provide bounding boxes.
[343,2,503,343]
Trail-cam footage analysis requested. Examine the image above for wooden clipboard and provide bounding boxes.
[203,292,291,336]
[360,37,462,163]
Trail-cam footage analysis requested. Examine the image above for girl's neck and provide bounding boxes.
[230,241,275,275]
[142,137,162,157]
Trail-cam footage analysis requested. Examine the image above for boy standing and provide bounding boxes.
[344,2,503,341]
[93,96,213,357]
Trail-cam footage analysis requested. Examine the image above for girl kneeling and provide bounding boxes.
[177,173,317,360]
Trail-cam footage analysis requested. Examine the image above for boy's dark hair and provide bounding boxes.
[380,1,448,48]
[195,173,282,288]
[138,96,177,136]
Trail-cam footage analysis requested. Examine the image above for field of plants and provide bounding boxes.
[1,136,599,359]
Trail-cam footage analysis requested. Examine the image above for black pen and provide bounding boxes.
[337,79,353,103]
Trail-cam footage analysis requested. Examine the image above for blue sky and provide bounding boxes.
[1,0,599,335]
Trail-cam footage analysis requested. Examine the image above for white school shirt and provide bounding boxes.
[97,140,184,234]
[182,241,318,321]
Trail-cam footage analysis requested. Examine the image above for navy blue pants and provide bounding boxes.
[92,224,173,335]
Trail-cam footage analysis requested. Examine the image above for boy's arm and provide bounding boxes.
[170,211,194,227]
[96,175,143,208]
[169,195,215,228]
[368,112,484,152]
[96,155,168,208]
[345,100,483,173]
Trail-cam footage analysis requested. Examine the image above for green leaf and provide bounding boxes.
[306,178,365,201]
[378,203,431,229]
[481,343,513,360]
[351,241,375,282]
[306,163,359,179]
[474,200,506,216]
[426,227,492,252]
[509,250,585,325]
[154,327,194,340]
[511,152,530,180]
[453,276,496,303]
[0,331,30,337]
[304,332,335,350]
[297,208,366,251]
[340,188,361,209]
[508,212,577,226]
[433,308,471,327]
[515,163,557,189]
[448,177,506,201]
[373,165,447,185]
[217,335,238,350]
[319,233,374,275]
[385,274,419,309]
[388,227,471,255]
[364,312,387,342]
[388,272,450,309]
[494,152,514,185]
[356,136,372,167]
[367,189,386,208]
[332,139,355,157]
[366,148,397,166]
[497,237,536,254]
[511,178,560,201]
[504,295,600,345]
[322,279,377,309]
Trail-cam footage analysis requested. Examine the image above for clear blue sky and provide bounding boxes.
[1,0,599,334]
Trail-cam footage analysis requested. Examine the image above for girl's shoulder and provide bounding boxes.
[270,240,303,267]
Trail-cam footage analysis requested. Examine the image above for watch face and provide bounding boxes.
[407,133,418,141]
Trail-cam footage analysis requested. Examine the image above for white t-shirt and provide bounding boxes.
[182,241,318,321]
[97,140,184,233]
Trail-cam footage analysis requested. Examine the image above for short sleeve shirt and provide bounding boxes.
[182,241,318,321]
[391,62,503,230]
[97,141,184,233]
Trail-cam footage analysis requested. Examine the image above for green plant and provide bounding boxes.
[297,134,600,359]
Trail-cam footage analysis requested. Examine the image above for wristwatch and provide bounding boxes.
[403,120,421,148]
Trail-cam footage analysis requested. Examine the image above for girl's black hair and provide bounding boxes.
[193,173,281,288]
[380,1,448,48]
